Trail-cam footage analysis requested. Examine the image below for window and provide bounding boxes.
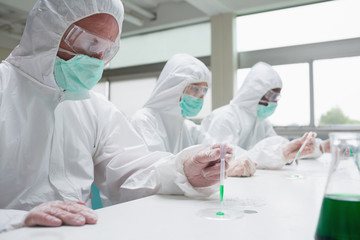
[109,77,157,118]
[314,56,360,126]
[237,0,360,52]
[108,23,211,69]
[237,63,310,126]
[235,0,360,132]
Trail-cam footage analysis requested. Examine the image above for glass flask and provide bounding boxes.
[315,132,360,240]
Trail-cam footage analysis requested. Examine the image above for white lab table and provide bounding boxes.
[0,154,331,240]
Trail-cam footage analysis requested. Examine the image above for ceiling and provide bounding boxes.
[0,0,328,50]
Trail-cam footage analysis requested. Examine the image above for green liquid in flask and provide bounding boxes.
[315,194,360,240]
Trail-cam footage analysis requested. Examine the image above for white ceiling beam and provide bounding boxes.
[135,0,158,8]
[0,30,21,41]
[124,12,144,26]
[0,1,34,15]
[0,18,13,26]
[0,30,21,50]
[123,0,156,20]
[185,0,232,16]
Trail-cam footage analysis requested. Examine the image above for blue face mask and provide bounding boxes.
[54,55,104,92]
[257,102,277,119]
[179,94,204,118]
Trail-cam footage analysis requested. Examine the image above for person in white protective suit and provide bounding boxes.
[131,54,214,154]
[0,0,233,232]
[201,61,330,170]
[131,54,261,177]
[131,54,257,175]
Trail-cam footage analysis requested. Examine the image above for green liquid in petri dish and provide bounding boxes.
[315,194,360,240]
[216,212,224,216]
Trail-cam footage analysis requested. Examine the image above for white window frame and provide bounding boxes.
[237,38,360,135]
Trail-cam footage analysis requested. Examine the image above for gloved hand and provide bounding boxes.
[320,139,331,153]
[228,157,258,177]
[184,144,232,188]
[24,200,97,227]
[282,132,316,164]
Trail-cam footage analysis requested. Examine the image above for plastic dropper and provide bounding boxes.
[216,144,226,216]
[293,132,313,165]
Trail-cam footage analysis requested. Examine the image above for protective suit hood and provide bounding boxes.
[201,62,281,150]
[6,0,124,88]
[144,53,211,115]
[231,62,282,115]
[131,54,212,154]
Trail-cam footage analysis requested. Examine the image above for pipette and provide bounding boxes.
[216,144,226,216]
[293,132,313,165]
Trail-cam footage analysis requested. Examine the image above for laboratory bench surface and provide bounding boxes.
[0,154,332,240]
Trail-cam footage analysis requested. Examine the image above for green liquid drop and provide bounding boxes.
[216,212,224,216]
[315,194,360,240]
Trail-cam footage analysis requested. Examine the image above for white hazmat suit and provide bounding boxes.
[201,62,322,169]
[202,62,281,150]
[131,57,291,171]
[0,0,215,232]
[131,54,214,154]
[131,54,264,177]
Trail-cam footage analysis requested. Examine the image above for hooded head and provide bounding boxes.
[231,62,282,115]
[6,0,124,88]
[144,54,211,116]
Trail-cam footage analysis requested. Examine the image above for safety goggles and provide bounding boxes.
[261,89,281,103]
[184,84,208,98]
[63,24,119,63]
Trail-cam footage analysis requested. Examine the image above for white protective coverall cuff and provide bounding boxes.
[0,209,27,233]
[174,144,218,198]
[229,145,247,168]
[232,144,248,160]
[119,145,217,200]
[248,136,290,169]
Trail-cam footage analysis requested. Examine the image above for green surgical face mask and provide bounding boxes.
[54,55,104,92]
[257,102,277,119]
[179,94,204,118]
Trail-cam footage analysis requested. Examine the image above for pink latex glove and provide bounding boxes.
[184,144,232,188]
[24,200,97,227]
[283,132,316,163]
[228,157,258,177]
[320,139,331,153]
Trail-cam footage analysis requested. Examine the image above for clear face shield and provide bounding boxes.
[259,89,281,106]
[183,84,209,99]
[63,24,119,63]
